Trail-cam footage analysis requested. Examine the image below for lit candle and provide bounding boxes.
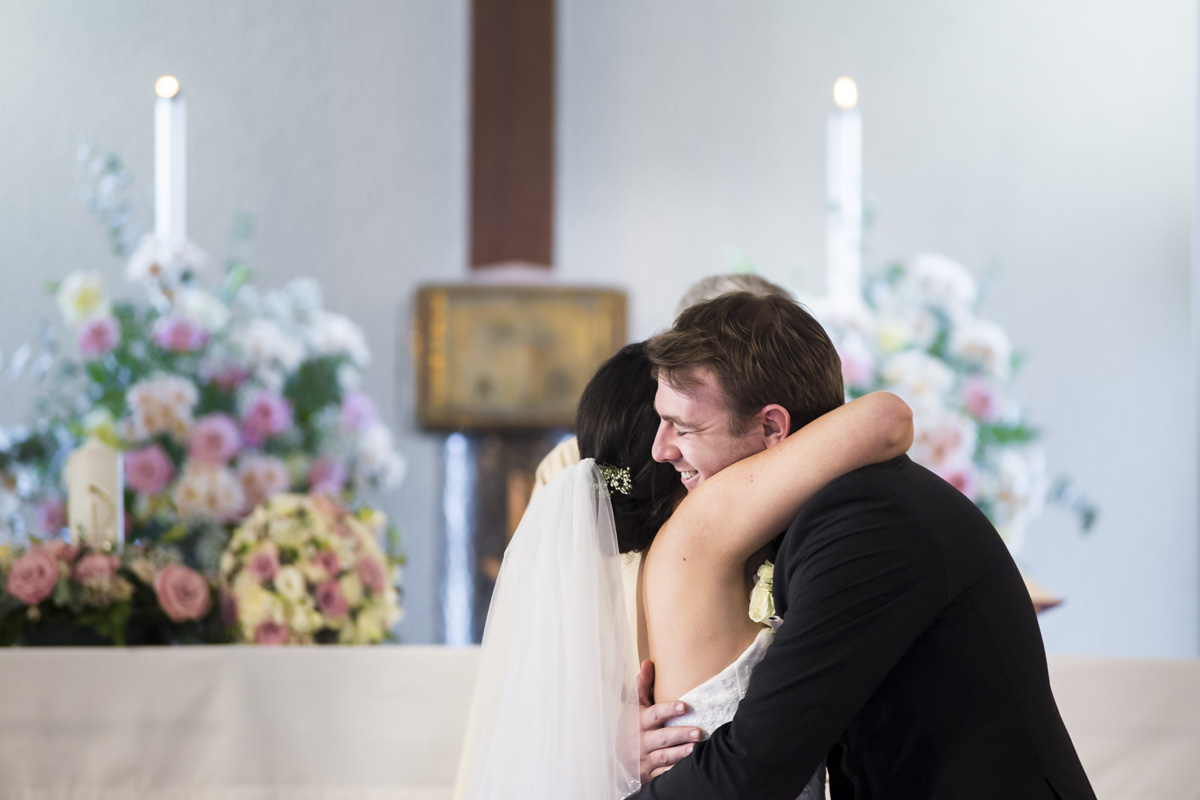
[826,76,862,301]
[154,75,186,245]
[65,437,124,552]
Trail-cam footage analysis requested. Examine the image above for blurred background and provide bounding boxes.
[0,0,1194,656]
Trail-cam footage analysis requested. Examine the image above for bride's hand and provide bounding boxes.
[637,660,704,781]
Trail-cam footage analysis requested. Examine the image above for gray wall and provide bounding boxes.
[0,0,1195,656]
[557,0,1198,657]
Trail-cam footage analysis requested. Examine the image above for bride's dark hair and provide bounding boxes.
[576,342,685,553]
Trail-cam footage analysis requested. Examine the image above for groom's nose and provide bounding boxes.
[651,421,678,463]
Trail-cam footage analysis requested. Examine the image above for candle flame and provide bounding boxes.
[155,75,181,99]
[833,77,857,109]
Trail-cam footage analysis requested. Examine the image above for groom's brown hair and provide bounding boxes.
[647,292,844,434]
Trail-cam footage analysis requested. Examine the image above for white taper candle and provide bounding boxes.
[826,77,862,301]
[154,76,187,246]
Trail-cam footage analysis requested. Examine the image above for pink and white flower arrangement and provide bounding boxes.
[812,253,1095,551]
[220,494,402,645]
[0,152,405,647]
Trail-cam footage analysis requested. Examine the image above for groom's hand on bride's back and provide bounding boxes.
[637,659,704,782]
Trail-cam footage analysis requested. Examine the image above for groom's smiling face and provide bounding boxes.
[651,367,767,491]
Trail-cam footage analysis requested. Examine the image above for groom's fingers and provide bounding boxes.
[640,699,703,782]
[645,741,696,779]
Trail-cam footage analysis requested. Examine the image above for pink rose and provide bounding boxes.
[74,552,120,582]
[153,564,213,622]
[205,362,249,391]
[357,556,388,595]
[153,315,209,353]
[241,391,293,445]
[254,620,290,645]
[245,544,280,583]
[78,315,120,360]
[125,445,176,495]
[964,377,1000,422]
[315,581,349,617]
[308,458,347,495]
[5,550,60,604]
[41,540,79,563]
[935,463,980,502]
[340,391,378,431]
[188,414,242,465]
[312,550,340,579]
[35,499,67,534]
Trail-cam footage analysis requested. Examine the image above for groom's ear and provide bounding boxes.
[758,404,791,448]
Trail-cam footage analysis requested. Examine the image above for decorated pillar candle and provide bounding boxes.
[66,436,124,552]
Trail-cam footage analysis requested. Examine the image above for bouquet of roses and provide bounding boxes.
[812,253,1095,551]
[219,494,401,645]
[0,539,225,646]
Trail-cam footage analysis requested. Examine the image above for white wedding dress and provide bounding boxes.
[460,460,824,799]
[668,625,828,800]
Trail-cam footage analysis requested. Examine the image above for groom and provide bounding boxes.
[629,292,1095,799]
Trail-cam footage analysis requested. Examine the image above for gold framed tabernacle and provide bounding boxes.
[412,285,627,430]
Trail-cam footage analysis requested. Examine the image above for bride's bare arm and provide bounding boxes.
[657,391,912,564]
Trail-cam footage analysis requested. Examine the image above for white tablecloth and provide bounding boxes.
[0,646,480,800]
[0,647,1197,800]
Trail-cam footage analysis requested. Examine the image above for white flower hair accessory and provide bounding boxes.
[598,463,631,496]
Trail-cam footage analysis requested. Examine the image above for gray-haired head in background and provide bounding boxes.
[674,273,794,319]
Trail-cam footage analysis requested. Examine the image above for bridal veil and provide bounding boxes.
[461,459,641,799]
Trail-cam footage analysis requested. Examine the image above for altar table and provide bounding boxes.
[0,647,1197,800]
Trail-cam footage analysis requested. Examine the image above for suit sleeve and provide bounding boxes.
[627,479,946,800]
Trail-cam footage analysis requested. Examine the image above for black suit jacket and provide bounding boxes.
[628,455,1095,800]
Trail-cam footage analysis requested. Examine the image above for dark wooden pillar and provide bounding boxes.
[470,0,556,268]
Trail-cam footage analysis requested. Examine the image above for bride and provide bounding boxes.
[459,342,912,799]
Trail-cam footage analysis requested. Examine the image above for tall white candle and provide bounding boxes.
[826,77,862,301]
[154,75,187,246]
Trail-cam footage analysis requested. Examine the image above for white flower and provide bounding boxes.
[127,234,207,283]
[951,319,1013,380]
[288,604,316,635]
[904,253,977,313]
[748,561,775,624]
[233,572,282,628]
[353,606,387,643]
[273,566,307,601]
[355,424,406,489]
[173,462,246,522]
[911,410,978,470]
[285,278,323,318]
[230,319,305,374]
[56,271,109,324]
[237,454,291,510]
[880,351,956,413]
[126,373,199,440]
[309,312,371,367]
[175,288,229,333]
[338,573,364,608]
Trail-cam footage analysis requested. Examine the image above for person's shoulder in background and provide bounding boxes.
[531,437,581,499]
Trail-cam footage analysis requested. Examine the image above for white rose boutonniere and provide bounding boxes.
[748,560,775,625]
